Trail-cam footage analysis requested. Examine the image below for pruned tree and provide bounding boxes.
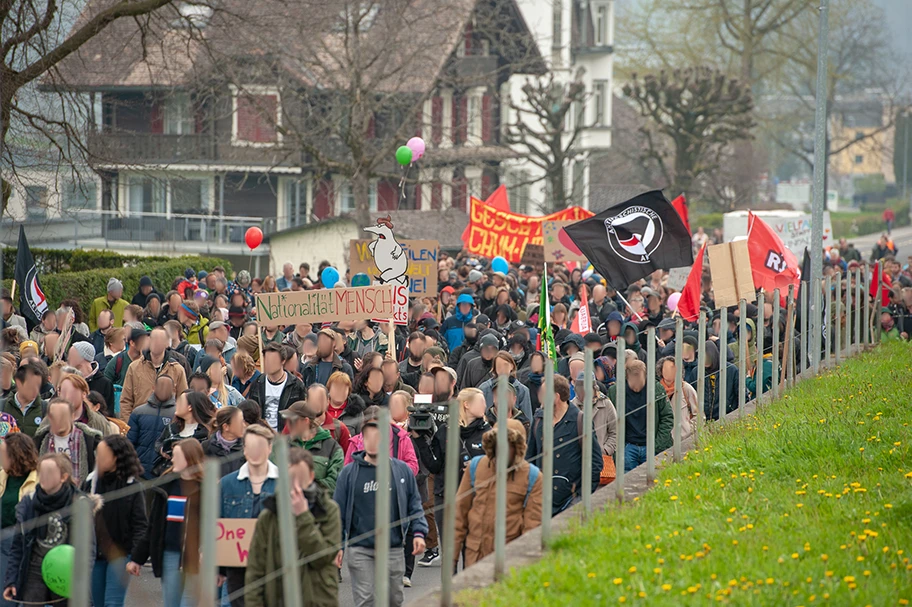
[623,67,755,210]
[0,0,188,216]
[502,69,589,214]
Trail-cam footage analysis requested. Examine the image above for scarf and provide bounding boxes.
[214,431,239,452]
[660,377,675,398]
[33,482,77,543]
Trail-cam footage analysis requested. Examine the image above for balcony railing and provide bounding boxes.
[87,132,214,164]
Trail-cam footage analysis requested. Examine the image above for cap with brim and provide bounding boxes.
[430,365,458,383]
[476,314,491,326]
[280,401,317,420]
[318,328,336,340]
[209,321,227,331]
[493,271,506,279]
[19,340,39,354]
[682,335,699,349]
[129,328,149,343]
[441,286,455,294]
[657,318,676,331]
[600,343,617,357]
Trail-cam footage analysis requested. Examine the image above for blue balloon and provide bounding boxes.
[321,267,340,288]
[491,256,509,275]
[351,273,371,287]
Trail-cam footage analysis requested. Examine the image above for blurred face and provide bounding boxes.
[110,286,123,300]
[530,355,544,373]
[434,372,452,398]
[174,393,191,420]
[190,376,210,394]
[683,344,695,362]
[408,337,427,360]
[316,335,334,359]
[243,434,271,466]
[302,339,317,358]
[481,345,498,362]
[98,311,113,331]
[493,358,513,377]
[628,369,646,392]
[243,324,258,337]
[95,440,116,474]
[58,380,86,411]
[382,363,399,387]
[131,334,148,353]
[154,377,175,402]
[328,381,349,404]
[224,409,246,438]
[48,401,73,437]
[295,323,313,338]
[15,371,42,404]
[289,460,315,490]
[66,347,87,369]
[150,329,168,355]
[362,426,380,456]
[308,386,328,412]
[38,459,67,494]
[42,313,57,331]
[263,351,283,375]
[418,374,434,395]
[569,359,584,379]
[465,393,487,420]
[458,302,471,316]
[171,445,188,473]
[661,361,676,383]
[169,293,181,310]
[366,369,384,394]
[389,394,409,423]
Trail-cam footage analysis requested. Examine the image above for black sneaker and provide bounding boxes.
[417,548,440,567]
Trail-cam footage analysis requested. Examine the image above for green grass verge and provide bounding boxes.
[459,341,912,606]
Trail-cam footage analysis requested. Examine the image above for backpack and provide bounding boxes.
[468,455,540,508]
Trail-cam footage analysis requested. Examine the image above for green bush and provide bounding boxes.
[2,248,169,277]
[692,212,724,231]
[830,200,910,239]
[3,256,232,315]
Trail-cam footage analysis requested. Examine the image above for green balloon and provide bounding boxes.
[395,145,413,166]
[41,544,75,598]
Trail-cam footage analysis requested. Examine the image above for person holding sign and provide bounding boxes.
[245,447,341,607]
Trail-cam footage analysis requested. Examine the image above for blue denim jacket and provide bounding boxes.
[220,461,279,518]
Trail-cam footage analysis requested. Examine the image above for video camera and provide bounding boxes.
[407,394,449,433]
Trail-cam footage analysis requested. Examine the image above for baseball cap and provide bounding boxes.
[280,401,319,421]
[479,334,500,349]
[657,318,676,331]
[128,327,149,343]
[209,321,227,331]
[584,333,604,346]
[641,287,659,299]
[429,364,458,384]
[475,314,491,327]
[317,328,336,340]
[441,286,456,295]
[508,320,527,334]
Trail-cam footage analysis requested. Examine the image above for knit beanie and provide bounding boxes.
[72,341,95,362]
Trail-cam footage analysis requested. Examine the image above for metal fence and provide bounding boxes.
[1,266,883,607]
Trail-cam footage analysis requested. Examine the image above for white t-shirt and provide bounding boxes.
[53,434,72,457]
[264,373,288,430]
[179,422,199,438]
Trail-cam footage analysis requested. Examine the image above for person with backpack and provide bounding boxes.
[282,400,344,493]
[526,375,601,515]
[306,384,351,453]
[344,405,419,476]
[453,418,542,568]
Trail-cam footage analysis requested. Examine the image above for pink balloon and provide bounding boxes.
[406,137,426,160]
[667,292,682,312]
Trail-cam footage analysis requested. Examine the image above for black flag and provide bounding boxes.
[800,247,811,284]
[14,226,48,331]
[564,190,694,288]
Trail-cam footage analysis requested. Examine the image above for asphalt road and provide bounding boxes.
[849,224,912,260]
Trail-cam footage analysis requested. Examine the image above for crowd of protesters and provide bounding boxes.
[0,229,909,606]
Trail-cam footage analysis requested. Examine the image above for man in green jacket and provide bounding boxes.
[89,277,129,331]
[281,400,344,493]
[607,359,674,473]
[0,362,47,437]
[245,447,342,607]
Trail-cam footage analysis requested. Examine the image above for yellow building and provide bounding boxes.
[829,99,896,184]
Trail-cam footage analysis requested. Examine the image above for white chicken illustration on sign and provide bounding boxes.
[364,215,409,287]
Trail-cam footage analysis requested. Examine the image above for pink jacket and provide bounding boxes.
[344,425,419,476]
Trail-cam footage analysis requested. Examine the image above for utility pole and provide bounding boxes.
[904,110,909,222]
[809,0,829,372]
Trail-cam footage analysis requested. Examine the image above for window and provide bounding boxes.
[593,80,607,126]
[335,3,379,32]
[467,95,482,145]
[283,179,303,228]
[232,86,281,146]
[507,170,531,215]
[63,181,97,210]
[170,178,207,213]
[572,99,585,130]
[340,181,378,213]
[25,186,48,219]
[855,155,864,165]
[855,131,864,140]
[594,3,612,46]
[128,177,165,214]
[164,93,193,135]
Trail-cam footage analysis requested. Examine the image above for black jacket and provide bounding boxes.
[301,354,354,389]
[249,371,306,432]
[154,421,210,476]
[415,417,490,498]
[87,370,115,415]
[461,355,493,390]
[82,472,148,562]
[201,435,245,477]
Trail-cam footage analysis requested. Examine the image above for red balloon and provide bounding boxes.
[245,226,263,249]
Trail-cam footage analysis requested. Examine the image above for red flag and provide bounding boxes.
[461,185,511,245]
[870,263,892,306]
[746,212,800,294]
[677,243,705,322]
[570,284,591,334]
[671,194,690,235]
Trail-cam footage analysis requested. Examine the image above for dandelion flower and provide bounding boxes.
[613,578,623,585]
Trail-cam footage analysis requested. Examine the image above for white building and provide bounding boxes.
[503,0,615,214]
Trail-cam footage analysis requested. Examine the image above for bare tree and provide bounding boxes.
[502,70,589,213]
[623,67,755,210]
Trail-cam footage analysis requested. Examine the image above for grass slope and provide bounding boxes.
[460,342,912,606]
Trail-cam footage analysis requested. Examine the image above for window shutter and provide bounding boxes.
[431,96,443,145]
[367,113,376,139]
[481,94,492,143]
[313,178,334,219]
[452,177,467,211]
[431,183,443,210]
[464,21,473,54]
[415,107,422,138]
[377,180,396,210]
[456,96,468,144]
[150,100,163,134]
[481,174,492,199]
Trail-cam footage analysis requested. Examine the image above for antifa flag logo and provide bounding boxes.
[605,206,664,264]
[24,265,48,318]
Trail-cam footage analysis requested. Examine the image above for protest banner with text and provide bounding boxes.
[349,239,439,296]
[256,285,394,326]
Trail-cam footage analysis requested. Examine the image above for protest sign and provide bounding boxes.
[463,198,592,263]
[542,220,589,263]
[255,285,394,327]
[216,519,257,568]
[708,240,755,308]
[349,239,438,296]
[666,267,690,291]
[375,285,410,326]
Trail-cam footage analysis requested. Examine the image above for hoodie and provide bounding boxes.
[127,394,177,478]
[622,322,647,362]
[442,293,475,349]
[291,427,344,494]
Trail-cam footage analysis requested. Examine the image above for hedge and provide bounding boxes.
[2,248,170,277]
[3,256,233,316]
[831,200,910,239]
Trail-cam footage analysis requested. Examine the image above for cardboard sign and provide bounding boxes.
[519,244,545,272]
[666,267,690,292]
[542,220,588,263]
[708,240,756,308]
[255,285,394,327]
[349,239,439,296]
[216,518,257,568]
[464,198,593,262]
[375,285,410,326]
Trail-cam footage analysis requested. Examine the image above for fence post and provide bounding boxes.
[876,261,883,344]
[374,409,391,607]
[719,306,728,422]
[771,289,780,400]
[834,274,842,365]
[738,299,747,416]
[800,284,808,376]
[494,375,509,579]
[756,291,765,404]
[787,284,796,386]
[70,496,92,607]
[540,363,555,550]
[855,268,862,349]
[863,265,871,346]
[615,339,626,503]
[581,349,594,517]
[272,437,303,605]
[673,318,683,461]
[845,270,853,357]
[812,277,821,375]
[696,312,706,444]
[646,327,656,483]
[824,276,832,366]
[441,398,460,606]
[199,458,221,606]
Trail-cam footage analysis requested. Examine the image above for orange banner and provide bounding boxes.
[463,198,593,263]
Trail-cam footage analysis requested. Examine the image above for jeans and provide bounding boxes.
[91,557,130,607]
[348,546,406,607]
[624,443,648,473]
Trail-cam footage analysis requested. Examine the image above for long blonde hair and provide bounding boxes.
[457,387,484,427]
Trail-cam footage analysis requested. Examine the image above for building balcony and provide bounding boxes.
[88,132,214,165]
